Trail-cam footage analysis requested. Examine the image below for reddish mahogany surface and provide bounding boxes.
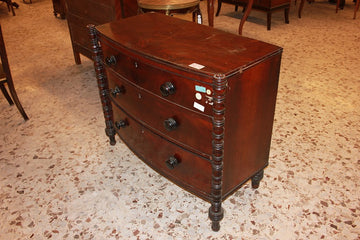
[92,13,282,231]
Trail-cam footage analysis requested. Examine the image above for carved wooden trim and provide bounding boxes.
[209,73,227,231]
[88,24,116,145]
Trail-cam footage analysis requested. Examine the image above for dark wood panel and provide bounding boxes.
[66,1,115,23]
[121,0,139,18]
[222,53,282,196]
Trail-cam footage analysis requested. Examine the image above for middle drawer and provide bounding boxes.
[107,69,213,157]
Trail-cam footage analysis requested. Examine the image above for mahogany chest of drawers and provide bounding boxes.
[89,13,282,231]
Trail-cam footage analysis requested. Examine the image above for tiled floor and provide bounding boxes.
[0,0,359,239]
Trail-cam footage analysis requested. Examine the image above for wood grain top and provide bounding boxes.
[138,0,200,10]
[96,13,282,76]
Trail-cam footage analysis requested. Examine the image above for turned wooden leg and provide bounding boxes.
[89,24,117,146]
[208,73,227,232]
[251,170,264,189]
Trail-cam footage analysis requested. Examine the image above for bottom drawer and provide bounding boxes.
[112,105,212,201]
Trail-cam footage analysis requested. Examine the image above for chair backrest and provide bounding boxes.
[0,24,29,120]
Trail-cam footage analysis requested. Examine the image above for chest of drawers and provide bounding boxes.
[89,13,282,231]
[65,0,138,64]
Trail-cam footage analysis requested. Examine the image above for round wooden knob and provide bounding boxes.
[166,156,179,169]
[115,120,127,129]
[164,118,178,131]
[160,82,176,97]
[105,55,117,66]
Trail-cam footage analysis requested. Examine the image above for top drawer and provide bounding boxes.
[101,40,214,116]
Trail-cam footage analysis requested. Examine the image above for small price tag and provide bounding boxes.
[189,63,205,70]
[193,102,205,112]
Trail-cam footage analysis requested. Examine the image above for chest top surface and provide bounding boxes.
[96,13,282,77]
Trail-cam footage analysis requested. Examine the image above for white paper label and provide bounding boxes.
[189,63,205,70]
[193,102,205,112]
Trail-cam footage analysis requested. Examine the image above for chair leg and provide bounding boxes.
[0,25,29,120]
[238,0,253,35]
[354,0,359,19]
[215,0,222,16]
[6,80,29,120]
[298,0,305,18]
[6,0,16,16]
[0,83,14,105]
[192,7,202,24]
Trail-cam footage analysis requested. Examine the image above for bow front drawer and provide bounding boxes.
[112,106,212,200]
[107,70,212,157]
[101,40,214,116]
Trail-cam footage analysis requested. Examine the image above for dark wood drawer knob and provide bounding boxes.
[115,120,127,129]
[111,85,125,97]
[160,82,176,97]
[166,156,179,169]
[105,55,117,66]
[164,118,178,131]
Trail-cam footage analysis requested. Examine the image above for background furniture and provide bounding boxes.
[52,0,66,19]
[90,13,282,231]
[64,0,138,64]
[1,0,16,16]
[354,0,359,18]
[336,0,359,19]
[238,0,254,34]
[216,0,290,30]
[0,25,29,121]
[138,0,202,23]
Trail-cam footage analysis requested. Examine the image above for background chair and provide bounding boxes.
[336,0,359,18]
[0,24,29,121]
[354,0,359,18]
[216,0,290,30]
[1,0,16,16]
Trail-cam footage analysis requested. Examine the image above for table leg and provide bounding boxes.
[298,0,305,18]
[207,0,214,27]
[354,0,359,19]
